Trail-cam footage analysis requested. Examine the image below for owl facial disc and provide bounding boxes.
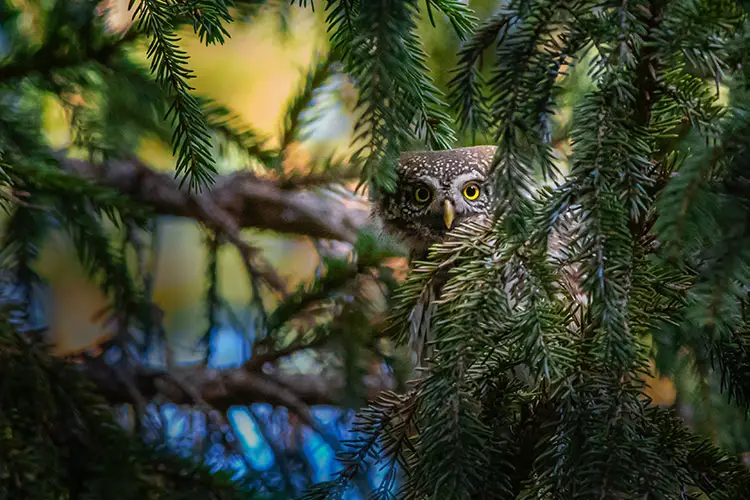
[373,145,498,259]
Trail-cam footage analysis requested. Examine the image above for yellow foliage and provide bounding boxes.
[642,360,677,406]
[34,231,116,355]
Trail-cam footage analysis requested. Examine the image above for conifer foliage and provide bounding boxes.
[304,0,750,498]
[3,0,750,498]
[0,306,262,500]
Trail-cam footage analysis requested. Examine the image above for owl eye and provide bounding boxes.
[413,186,432,204]
[462,182,480,201]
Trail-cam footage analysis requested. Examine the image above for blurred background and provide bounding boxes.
[2,0,746,498]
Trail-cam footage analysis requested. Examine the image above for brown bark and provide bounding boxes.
[79,351,392,411]
[61,156,371,243]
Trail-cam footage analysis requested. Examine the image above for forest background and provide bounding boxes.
[2,0,750,498]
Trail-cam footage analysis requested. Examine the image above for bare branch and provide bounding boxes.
[59,156,370,243]
[79,355,393,411]
[244,337,330,371]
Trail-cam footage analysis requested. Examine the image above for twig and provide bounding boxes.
[187,184,288,296]
[265,264,360,334]
[244,336,330,372]
[245,371,342,451]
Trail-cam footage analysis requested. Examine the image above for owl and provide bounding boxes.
[373,145,498,372]
[374,145,498,261]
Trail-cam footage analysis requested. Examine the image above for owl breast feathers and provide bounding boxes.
[374,145,498,260]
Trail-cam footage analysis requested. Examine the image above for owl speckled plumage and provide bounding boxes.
[374,145,498,372]
[375,145,497,261]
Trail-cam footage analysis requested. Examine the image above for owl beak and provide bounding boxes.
[443,199,455,229]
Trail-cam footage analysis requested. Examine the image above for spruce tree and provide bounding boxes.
[0,0,403,496]
[302,0,750,498]
[2,0,750,498]
[0,306,264,500]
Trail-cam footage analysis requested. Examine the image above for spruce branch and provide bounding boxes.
[489,0,558,136]
[653,144,717,259]
[264,260,359,335]
[546,76,656,372]
[505,251,577,383]
[423,0,477,40]
[0,309,265,499]
[650,405,750,498]
[656,0,743,79]
[447,12,511,136]
[319,1,750,497]
[654,57,750,415]
[202,100,277,167]
[714,328,750,411]
[325,0,456,193]
[6,0,750,494]
[129,0,218,190]
[524,370,728,498]
[3,160,156,331]
[278,54,334,156]
[655,65,726,138]
[0,205,46,318]
[57,201,141,307]
[175,0,234,46]
[299,391,416,500]
[5,161,151,224]
[483,0,589,221]
[388,221,523,498]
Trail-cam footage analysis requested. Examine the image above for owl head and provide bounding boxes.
[374,145,498,258]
